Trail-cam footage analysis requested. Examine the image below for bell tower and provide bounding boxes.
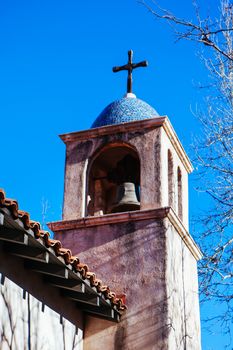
[49,51,202,350]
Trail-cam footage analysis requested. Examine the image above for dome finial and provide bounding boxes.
[112,50,148,95]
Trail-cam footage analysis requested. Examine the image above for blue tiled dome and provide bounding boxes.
[91,96,159,128]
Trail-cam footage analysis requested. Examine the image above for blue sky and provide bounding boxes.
[0,1,225,348]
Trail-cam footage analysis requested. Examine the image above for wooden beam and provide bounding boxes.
[24,260,69,278]
[61,289,99,306]
[3,242,48,262]
[76,302,120,322]
[0,274,5,286]
[0,227,27,244]
[0,213,4,226]
[44,275,84,293]
[0,215,122,322]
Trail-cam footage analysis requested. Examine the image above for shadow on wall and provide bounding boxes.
[56,219,165,258]
[85,298,170,350]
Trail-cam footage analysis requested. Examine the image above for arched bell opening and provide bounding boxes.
[87,144,140,216]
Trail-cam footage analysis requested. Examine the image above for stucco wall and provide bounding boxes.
[165,219,201,349]
[58,119,199,349]
[56,218,168,350]
[63,123,190,229]
[0,275,83,350]
[0,243,84,343]
[55,215,201,350]
[63,127,162,220]
[160,127,189,229]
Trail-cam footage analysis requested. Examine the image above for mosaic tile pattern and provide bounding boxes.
[91,97,159,128]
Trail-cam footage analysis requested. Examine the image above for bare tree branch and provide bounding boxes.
[140,0,233,345]
[139,0,233,60]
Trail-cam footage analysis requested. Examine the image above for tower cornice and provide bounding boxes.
[47,207,202,261]
[59,116,193,173]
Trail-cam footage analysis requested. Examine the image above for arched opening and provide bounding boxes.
[87,144,140,216]
[177,167,183,220]
[168,150,174,208]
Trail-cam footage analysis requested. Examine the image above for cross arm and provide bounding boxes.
[112,64,130,73]
[132,60,148,69]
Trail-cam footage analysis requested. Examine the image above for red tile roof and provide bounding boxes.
[0,188,127,312]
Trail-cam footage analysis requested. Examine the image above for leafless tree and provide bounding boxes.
[140,0,233,340]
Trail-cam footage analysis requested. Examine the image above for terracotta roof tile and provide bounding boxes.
[0,188,127,312]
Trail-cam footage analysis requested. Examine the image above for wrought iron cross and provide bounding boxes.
[112,50,148,94]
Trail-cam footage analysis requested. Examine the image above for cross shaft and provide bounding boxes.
[112,50,148,94]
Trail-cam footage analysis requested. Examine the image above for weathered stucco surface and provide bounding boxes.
[160,127,189,229]
[62,120,190,229]
[0,274,83,350]
[63,127,162,220]
[56,218,168,350]
[54,215,201,350]
[165,219,201,349]
[0,243,84,331]
[56,118,201,349]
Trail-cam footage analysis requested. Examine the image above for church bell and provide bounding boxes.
[111,182,140,213]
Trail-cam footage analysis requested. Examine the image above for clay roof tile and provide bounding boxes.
[0,188,127,312]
